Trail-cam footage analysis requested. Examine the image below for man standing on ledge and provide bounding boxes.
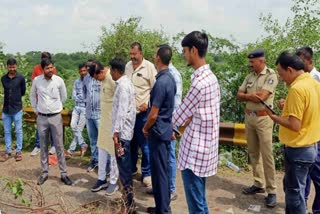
[30,58,72,186]
[173,31,220,213]
[267,51,320,213]
[237,49,278,207]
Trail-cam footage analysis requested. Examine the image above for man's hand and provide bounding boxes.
[171,132,176,140]
[113,132,119,145]
[142,127,149,138]
[138,103,148,112]
[277,99,286,110]
[184,116,193,127]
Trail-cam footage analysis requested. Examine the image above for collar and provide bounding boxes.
[115,75,126,85]
[156,68,169,79]
[253,66,267,76]
[290,73,309,87]
[191,64,210,81]
[132,58,147,72]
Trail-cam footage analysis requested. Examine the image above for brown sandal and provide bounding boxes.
[15,152,22,161]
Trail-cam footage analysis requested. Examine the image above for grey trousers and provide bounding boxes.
[37,113,67,177]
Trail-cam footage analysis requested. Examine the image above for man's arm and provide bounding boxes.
[60,79,67,103]
[236,89,271,103]
[267,111,301,132]
[30,80,37,113]
[143,106,159,137]
[21,76,26,96]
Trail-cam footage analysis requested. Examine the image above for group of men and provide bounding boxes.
[238,47,320,214]
[0,31,219,214]
[2,31,318,214]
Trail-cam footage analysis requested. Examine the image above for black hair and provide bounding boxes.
[276,51,305,70]
[7,58,17,66]
[88,61,104,77]
[78,63,86,70]
[41,52,52,60]
[296,46,313,60]
[157,44,172,65]
[130,42,142,51]
[41,58,53,69]
[109,58,125,74]
[181,31,208,58]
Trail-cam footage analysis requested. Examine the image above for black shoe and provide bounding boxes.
[37,175,48,185]
[61,176,73,185]
[91,179,108,192]
[265,193,277,208]
[242,185,265,195]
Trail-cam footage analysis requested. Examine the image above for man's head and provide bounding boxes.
[247,49,266,73]
[109,58,126,81]
[41,58,54,79]
[90,61,105,81]
[276,51,305,85]
[41,52,52,60]
[154,44,172,70]
[78,63,88,79]
[181,31,208,66]
[87,59,97,77]
[7,58,17,75]
[296,46,314,72]
[130,42,143,66]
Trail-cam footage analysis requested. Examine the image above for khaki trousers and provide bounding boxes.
[245,114,276,194]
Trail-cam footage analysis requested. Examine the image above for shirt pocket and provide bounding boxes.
[50,87,60,99]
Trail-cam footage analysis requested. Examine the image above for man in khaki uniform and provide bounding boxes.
[125,42,157,188]
[236,49,278,207]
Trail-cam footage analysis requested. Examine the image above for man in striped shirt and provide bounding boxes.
[172,31,220,213]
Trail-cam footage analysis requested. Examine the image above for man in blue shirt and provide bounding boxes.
[143,45,176,214]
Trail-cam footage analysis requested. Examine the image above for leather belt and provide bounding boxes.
[38,112,60,117]
[245,109,268,117]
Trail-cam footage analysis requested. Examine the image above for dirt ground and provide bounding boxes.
[0,149,315,214]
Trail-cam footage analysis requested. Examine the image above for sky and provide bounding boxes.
[0,0,293,54]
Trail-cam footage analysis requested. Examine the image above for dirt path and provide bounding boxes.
[0,150,315,214]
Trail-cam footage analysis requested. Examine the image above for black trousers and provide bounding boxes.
[149,134,171,214]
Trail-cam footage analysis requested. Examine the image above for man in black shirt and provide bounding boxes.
[0,58,26,162]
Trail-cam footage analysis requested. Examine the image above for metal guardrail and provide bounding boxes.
[1,107,247,146]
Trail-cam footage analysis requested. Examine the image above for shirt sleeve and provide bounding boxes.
[113,86,130,133]
[21,76,26,96]
[286,88,304,120]
[262,73,278,93]
[59,79,67,103]
[172,81,202,126]
[149,65,157,88]
[239,74,249,92]
[30,80,37,113]
[151,81,165,108]
[71,81,77,101]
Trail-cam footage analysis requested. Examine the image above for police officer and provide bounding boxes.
[236,49,278,207]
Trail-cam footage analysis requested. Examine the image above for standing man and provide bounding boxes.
[83,60,102,172]
[30,58,72,185]
[0,58,26,162]
[143,45,176,214]
[66,64,88,157]
[296,46,320,214]
[267,51,320,213]
[30,52,57,156]
[172,31,220,213]
[110,58,136,213]
[125,42,157,187]
[237,49,278,207]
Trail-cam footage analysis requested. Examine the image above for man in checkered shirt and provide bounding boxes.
[172,31,220,213]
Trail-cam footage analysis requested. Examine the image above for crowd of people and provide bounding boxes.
[0,30,319,214]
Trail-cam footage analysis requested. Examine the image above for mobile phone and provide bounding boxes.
[256,96,276,114]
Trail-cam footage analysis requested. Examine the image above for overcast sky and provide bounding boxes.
[0,0,293,54]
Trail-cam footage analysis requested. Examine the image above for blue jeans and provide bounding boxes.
[181,169,209,214]
[2,110,23,153]
[169,140,177,193]
[86,118,100,164]
[131,112,151,177]
[284,145,317,214]
[305,142,320,213]
[116,139,134,207]
[69,107,87,152]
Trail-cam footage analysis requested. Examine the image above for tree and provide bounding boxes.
[96,17,168,64]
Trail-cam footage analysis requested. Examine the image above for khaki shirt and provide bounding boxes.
[239,66,278,111]
[125,58,157,111]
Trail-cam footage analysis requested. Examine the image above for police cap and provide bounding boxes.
[248,49,265,59]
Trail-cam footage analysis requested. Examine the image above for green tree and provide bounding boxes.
[96,17,168,64]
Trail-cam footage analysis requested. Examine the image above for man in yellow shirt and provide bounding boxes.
[267,51,320,213]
